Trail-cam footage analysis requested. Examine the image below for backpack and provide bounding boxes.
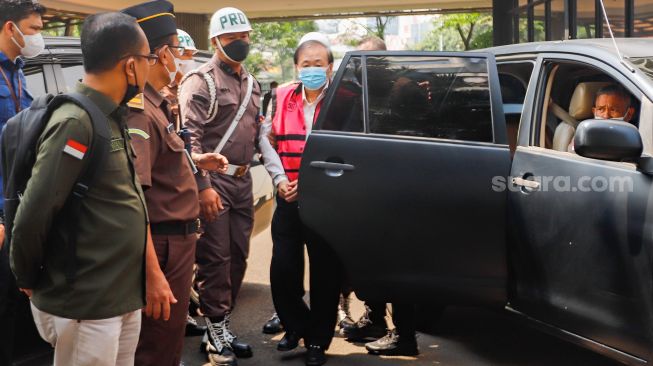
[1,92,111,284]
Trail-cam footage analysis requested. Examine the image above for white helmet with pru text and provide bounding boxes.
[209,7,252,38]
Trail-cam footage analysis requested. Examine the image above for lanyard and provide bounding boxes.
[0,65,22,114]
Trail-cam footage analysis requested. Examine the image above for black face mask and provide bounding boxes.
[221,39,250,63]
[121,66,140,106]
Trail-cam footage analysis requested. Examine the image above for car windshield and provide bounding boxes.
[629,57,653,81]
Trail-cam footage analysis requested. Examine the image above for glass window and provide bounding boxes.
[577,0,596,38]
[60,64,84,92]
[366,56,493,143]
[634,0,653,37]
[23,66,46,97]
[319,57,363,132]
[601,0,625,37]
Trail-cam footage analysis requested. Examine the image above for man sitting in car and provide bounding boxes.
[592,84,635,122]
[570,84,635,152]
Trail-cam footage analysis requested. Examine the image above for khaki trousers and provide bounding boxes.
[30,303,141,366]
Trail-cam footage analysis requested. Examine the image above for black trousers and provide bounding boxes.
[270,197,342,348]
[391,303,417,340]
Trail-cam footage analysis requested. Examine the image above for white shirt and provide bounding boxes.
[258,84,327,186]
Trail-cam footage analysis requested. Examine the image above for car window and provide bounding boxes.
[60,64,84,92]
[319,56,363,132]
[24,65,46,97]
[366,56,493,143]
[536,60,640,152]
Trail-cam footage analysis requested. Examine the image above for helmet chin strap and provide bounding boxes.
[214,37,238,64]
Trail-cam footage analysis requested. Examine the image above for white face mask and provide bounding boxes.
[593,112,627,121]
[163,48,179,84]
[176,59,196,76]
[10,22,44,58]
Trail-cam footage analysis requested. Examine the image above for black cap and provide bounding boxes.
[121,0,176,43]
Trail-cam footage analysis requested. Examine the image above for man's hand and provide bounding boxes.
[145,267,177,320]
[284,180,299,203]
[193,153,229,172]
[19,288,32,298]
[0,224,5,251]
[144,227,177,321]
[268,129,277,150]
[199,188,223,221]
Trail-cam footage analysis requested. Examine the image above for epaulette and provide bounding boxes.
[127,93,145,111]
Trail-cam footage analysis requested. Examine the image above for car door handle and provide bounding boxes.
[512,177,540,189]
[309,161,355,171]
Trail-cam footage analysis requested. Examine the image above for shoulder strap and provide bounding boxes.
[52,92,111,284]
[213,74,254,154]
[179,70,218,122]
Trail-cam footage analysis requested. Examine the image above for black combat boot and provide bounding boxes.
[222,312,253,358]
[344,304,387,341]
[204,317,238,366]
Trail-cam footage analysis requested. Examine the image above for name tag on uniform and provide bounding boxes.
[110,138,125,152]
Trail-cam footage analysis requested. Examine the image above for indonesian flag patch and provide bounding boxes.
[63,139,88,160]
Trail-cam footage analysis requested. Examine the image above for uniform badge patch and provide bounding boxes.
[128,128,150,140]
[63,139,88,160]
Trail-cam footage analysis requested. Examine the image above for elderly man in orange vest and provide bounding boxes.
[258,32,341,366]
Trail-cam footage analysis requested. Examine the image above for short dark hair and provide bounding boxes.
[293,40,334,65]
[149,34,176,54]
[595,84,632,108]
[81,12,145,73]
[270,81,278,88]
[358,36,387,51]
[0,0,46,28]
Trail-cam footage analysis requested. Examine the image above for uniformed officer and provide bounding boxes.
[120,2,230,366]
[160,28,197,131]
[10,12,173,366]
[178,6,260,364]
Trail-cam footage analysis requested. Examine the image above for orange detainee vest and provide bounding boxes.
[272,83,323,181]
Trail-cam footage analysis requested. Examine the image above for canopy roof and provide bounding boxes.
[39,0,491,19]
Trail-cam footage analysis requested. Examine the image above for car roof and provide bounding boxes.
[486,38,653,60]
[44,36,80,48]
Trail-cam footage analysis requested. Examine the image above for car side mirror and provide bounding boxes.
[574,119,643,162]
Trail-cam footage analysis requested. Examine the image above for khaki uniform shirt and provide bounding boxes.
[127,83,199,223]
[178,55,261,191]
[10,83,148,320]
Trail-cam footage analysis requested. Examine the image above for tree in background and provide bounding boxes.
[417,13,492,51]
[247,20,317,82]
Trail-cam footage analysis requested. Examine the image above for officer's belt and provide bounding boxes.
[221,164,250,178]
[151,219,200,236]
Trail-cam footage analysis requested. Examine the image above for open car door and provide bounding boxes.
[299,51,510,306]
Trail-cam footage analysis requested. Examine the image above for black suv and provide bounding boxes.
[299,39,653,365]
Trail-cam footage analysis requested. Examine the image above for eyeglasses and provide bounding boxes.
[167,45,186,57]
[125,54,159,66]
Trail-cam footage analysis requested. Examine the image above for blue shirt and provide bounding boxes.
[0,51,33,211]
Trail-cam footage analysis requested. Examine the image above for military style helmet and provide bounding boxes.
[209,7,252,38]
[177,29,197,52]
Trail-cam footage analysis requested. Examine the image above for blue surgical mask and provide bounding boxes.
[298,67,327,91]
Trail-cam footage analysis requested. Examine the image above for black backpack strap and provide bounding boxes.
[53,92,111,284]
